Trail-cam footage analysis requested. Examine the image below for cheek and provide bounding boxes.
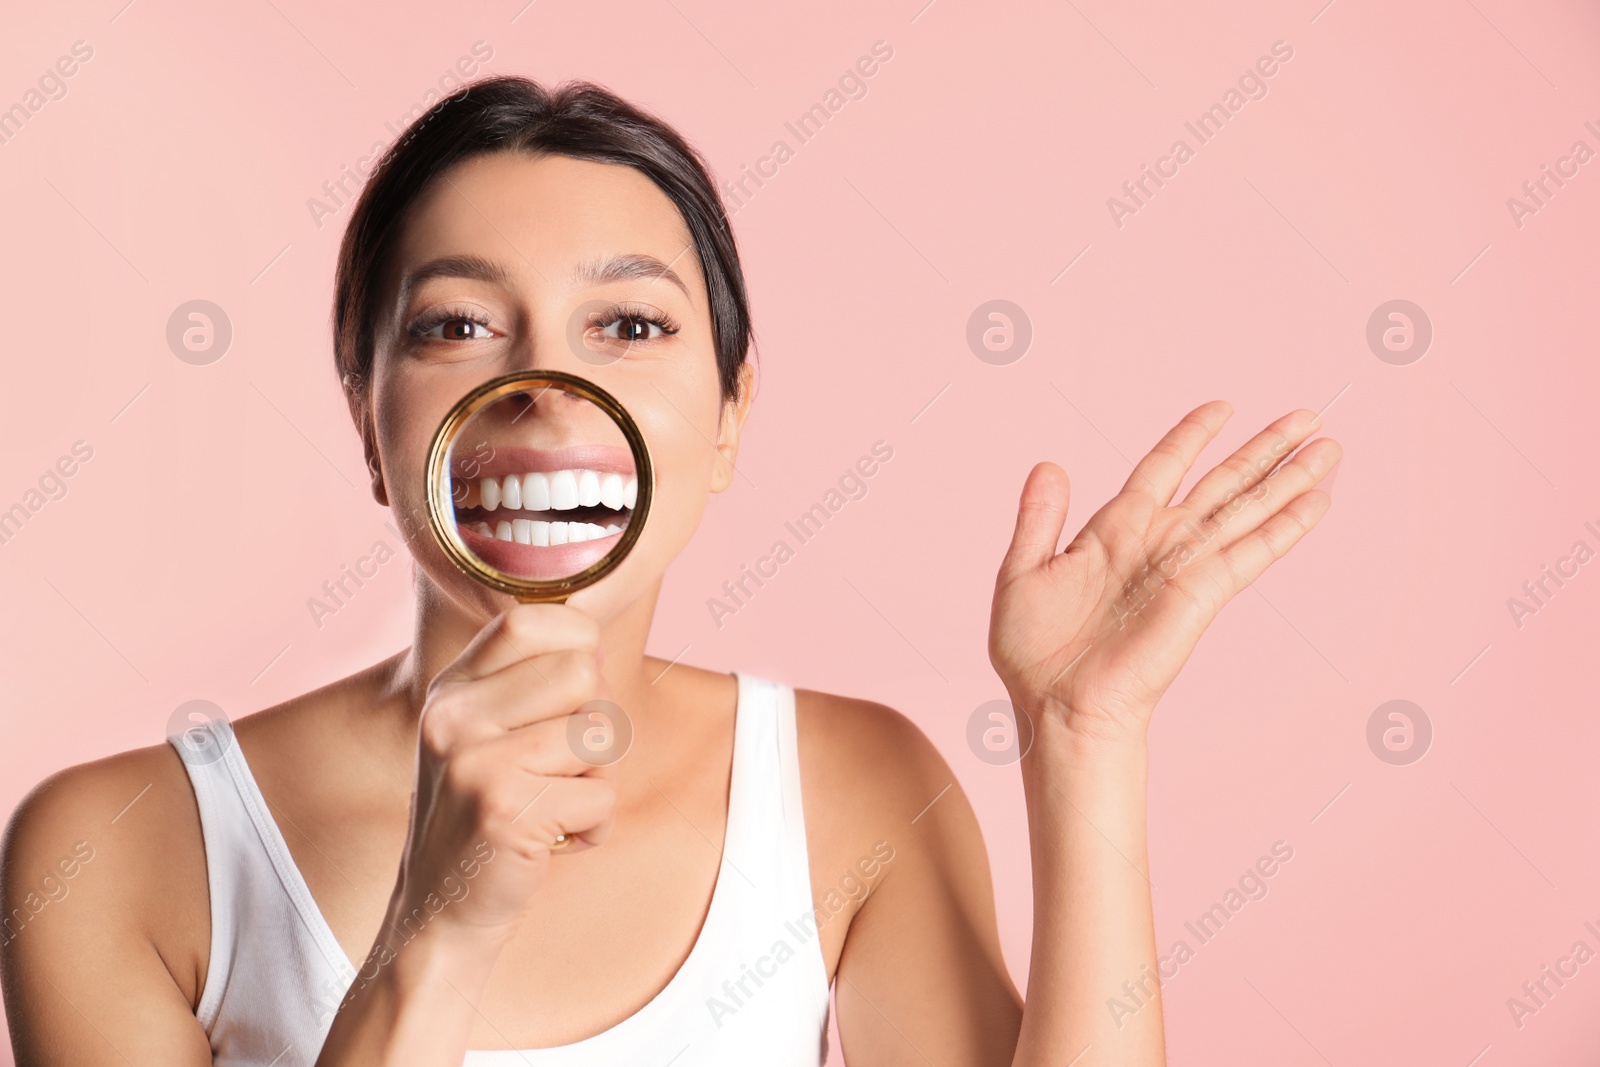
[599,384,721,579]
[369,374,464,565]
[375,396,428,508]
[637,402,718,538]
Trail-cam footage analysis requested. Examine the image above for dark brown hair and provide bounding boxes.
[332,75,752,427]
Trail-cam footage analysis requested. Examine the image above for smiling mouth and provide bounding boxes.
[455,467,637,546]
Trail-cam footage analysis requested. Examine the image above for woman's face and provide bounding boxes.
[360,151,752,624]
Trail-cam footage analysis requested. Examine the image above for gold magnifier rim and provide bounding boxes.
[424,369,654,602]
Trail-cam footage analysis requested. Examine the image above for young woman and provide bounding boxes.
[1,76,1339,1065]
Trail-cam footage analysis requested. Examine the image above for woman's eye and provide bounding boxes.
[423,317,493,341]
[602,315,664,343]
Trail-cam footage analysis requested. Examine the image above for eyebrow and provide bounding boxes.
[570,252,691,300]
[397,251,693,313]
[396,254,512,309]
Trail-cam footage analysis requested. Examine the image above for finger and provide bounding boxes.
[1120,401,1233,506]
[1212,489,1332,596]
[452,712,596,776]
[478,695,630,779]
[442,603,600,682]
[999,462,1071,579]
[508,774,616,852]
[557,698,627,780]
[1197,437,1342,548]
[431,650,600,738]
[560,805,617,852]
[1179,408,1320,520]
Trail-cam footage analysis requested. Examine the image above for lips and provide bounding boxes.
[451,445,636,579]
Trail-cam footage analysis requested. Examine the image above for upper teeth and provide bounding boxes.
[465,471,637,513]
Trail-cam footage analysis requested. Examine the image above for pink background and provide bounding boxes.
[3,0,1599,1063]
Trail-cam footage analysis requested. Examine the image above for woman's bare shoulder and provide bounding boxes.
[1,737,210,1003]
[794,688,953,797]
[4,739,201,882]
[792,686,981,857]
[2,657,383,886]
[1,652,403,1004]
[789,685,998,984]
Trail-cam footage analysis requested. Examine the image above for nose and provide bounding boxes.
[496,300,624,381]
[496,382,593,423]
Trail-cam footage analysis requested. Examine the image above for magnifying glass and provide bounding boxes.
[424,369,654,604]
[424,370,652,850]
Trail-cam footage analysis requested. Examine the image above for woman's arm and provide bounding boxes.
[316,602,617,1067]
[994,403,1337,1063]
[1009,720,1159,1064]
[2,758,215,1066]
[835,402,1339,1065]
[310,912,509,1066]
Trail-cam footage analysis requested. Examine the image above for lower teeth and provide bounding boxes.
[474,519,623,545]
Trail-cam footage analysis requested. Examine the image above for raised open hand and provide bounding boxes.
[989,402,1340,745]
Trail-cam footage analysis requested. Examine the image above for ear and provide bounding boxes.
[343,372,389,507]
[710,361,756,494]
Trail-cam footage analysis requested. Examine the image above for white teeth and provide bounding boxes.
[600,472,624,509]
[549,469,579,510]
[578,469,602,507]
[470,518,621,545]
[471,470,634,528]
[472,472,640,509]
[522,472,550,511]
[558,520,609,544]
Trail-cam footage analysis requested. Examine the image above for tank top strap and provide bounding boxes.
[723,673,814,923]
[167,717,357,1066]
[167,718,246,1030]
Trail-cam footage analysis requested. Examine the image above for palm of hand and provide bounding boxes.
[989,402,1341,744]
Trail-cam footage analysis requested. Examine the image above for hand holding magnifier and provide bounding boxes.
[424,369,653,846]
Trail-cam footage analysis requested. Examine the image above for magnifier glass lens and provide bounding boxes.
[446,382,639,583]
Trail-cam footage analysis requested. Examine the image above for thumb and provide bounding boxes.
[1000,461,1070,580]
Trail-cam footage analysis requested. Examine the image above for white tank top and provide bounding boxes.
[168,672,830,1066]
